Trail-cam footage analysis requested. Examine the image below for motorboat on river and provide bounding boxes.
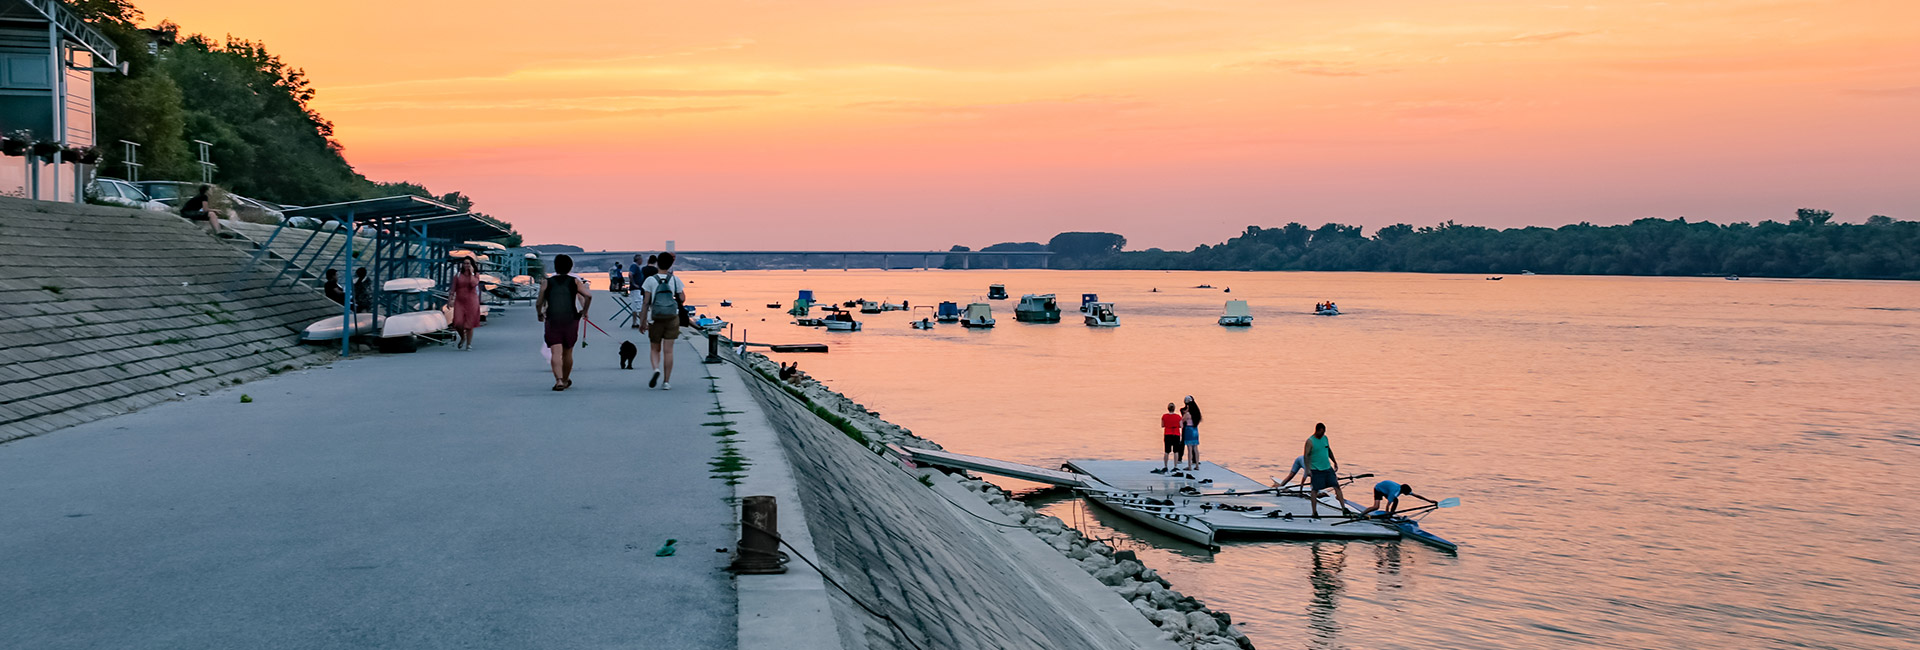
[1083,301,1119,327]
[1014,293,1061,323]
[1219,300,1253,326]
[824,311,862,332]
[936,301,962,323]
[987,284,1008,300]
[961,302,996,328]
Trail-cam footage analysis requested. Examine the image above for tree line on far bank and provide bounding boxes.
[69,0,520,245]
[959,211,1920,279]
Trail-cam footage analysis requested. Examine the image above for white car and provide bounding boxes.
[90,178,171,211]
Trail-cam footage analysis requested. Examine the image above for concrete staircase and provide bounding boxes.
[0,198,344,442]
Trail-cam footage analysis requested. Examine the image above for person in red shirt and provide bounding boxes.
[1154,403,1184,474]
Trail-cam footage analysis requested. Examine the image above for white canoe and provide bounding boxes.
[381,310,449,339]
[383,277,436,293]
[302,313,383,342]
[1083,488,1217,547]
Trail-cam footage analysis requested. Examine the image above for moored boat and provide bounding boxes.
[1014,293,1061,323]
[936,301,962,322]
[1082,488,1217,547]
[302,313,383,342]
[1219,300,1252,326]
[961,302,996,328]
[1083,301,1119,327]
[824,312,862,332]
[987,284,1008,300]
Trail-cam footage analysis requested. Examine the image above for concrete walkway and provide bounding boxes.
[0,295,735,649]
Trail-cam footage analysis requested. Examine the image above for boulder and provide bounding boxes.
[1088,541,1113,556]
[1093,566,1130,586]
[1196,641,1241,650]
[1066,545,1092,561]
[1187,611,1221,636]
[1139,567,1158,582]
[1112,579,1142,599]
[1150,587,1179,610]
[1151,609,1189,631]
[1114,560,1144,577]
[1112,550,1138,563]
[1131,599,1157,617]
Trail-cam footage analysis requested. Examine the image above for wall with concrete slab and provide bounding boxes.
[737,368,1174,650]
[0,197,340,441]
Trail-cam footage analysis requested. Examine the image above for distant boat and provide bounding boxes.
[1726,275,1740,281]
[1014,293,1061,323]
[860,300,883,314]
[1219,300,1253,326]
[1083,302,1119,327]
[1314,304,1341,316]
[962,302,997,328]
[789,299,813,316]
[824,311,861,332]
[910,318,934,330]
[794,317,826,327]
[987,284,1008,300]
[936,301,962,322]
[1487,276,1503,281]
[720,300,732,307]
[767,302,782,309]
[1521,270,1536,276]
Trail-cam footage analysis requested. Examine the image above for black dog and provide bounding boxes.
[618,341,638,369]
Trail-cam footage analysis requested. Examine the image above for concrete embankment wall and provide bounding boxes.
[0,198,341,441]
[735,365,1174,650]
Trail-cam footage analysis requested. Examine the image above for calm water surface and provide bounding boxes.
[685,270,1920,650]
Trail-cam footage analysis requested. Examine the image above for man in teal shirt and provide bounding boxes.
[1302,423,1352,518]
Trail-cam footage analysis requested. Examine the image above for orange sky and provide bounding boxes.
[140,0,1920,250]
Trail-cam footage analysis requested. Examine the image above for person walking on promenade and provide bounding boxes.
[323,269,345,305]
[630,254,657,329]
[1181,395,1203,471]
[1154,403,1184,474]
[637,252,686,390]
[352,268,373,314]
[180,184,220,237]
[536,254,590,391]
[1303,423,1352,518]
[449,257,484,350]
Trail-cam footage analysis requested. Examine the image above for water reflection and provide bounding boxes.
[1306,542,1347,649]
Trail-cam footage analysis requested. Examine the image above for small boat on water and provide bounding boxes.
[767,302,782,309]
[1219,300,1253,326]
[936,301,962,323]
[987,284,1008,300]
[789,299,813,316]
[961,302,996,328]
[824,311,862,332]
[1521,270,1536,276]
[1014,293,1061,323]
[1486,276,1503,281]
[1726,274,1740,281]
[794,317,826,327]
[1083,301,1119,327]
[910,318,935,330]
[1314,305,1340,316]
[881,300,908,312]
[302,313,383,342]
[720,300,732,307]
[860,300,883,314]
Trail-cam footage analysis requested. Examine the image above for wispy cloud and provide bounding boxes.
[1844,86,1920,98]
[1458,31,1587,47]
[1230,59,1397,77]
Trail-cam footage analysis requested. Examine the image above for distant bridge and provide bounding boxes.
[569,250,1054,270]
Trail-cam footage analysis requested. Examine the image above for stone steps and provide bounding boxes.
[0,197,344,442]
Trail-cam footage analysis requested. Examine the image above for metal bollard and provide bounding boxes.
[704,332,723,364]
[730,495,788,574]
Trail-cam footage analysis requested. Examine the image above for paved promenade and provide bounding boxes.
[0,296,735,649]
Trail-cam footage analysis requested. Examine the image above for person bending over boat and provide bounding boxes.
[1182,395,1203,471]
[1154,403,1184,473]
[1272,455,1308,491]
[1358,480,1433,517]
[1303,423,1352,518]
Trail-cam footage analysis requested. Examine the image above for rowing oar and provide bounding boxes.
[1188,473,1374,498]
[1329,497,1460,526]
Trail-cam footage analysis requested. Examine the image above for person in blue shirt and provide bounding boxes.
[1358,479,1434,517]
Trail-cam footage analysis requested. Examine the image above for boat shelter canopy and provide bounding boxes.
[283,195,505,237]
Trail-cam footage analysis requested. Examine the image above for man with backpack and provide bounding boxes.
[636,252,687,390]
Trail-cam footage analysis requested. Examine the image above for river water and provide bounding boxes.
[686,270,1919,650]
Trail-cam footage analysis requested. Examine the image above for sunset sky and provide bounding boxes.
[140,1,1919,250]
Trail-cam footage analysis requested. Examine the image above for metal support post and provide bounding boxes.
[729,495,787,574]
[704,332,723,364]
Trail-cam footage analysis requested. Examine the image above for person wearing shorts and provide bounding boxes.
[1359,479,1432,517]
[1156,403,1183,473]
[1271,455,1308,491]
[1302,422,1351,518]
[637,252,686,390]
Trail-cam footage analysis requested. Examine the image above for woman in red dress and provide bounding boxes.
[449,257,484,349]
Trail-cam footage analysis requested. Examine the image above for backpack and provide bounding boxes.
[648,272,680,319]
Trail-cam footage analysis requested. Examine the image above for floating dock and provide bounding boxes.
[900,448,1457,549]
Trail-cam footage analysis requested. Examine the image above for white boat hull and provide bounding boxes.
[1084,490,1217,547]
[1218,316,1253,326]
[825,321,862,332]
[381,310,449,339]
[302,314,383,342]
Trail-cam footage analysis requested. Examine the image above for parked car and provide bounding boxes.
[89,178,171,211]
[132,180,199,208]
